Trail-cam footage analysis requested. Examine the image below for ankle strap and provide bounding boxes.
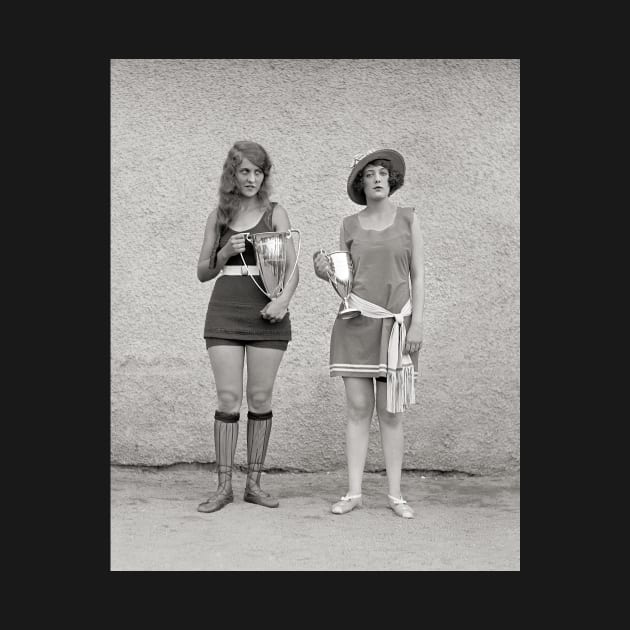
[388,494,407,504]
[340,493,362,501]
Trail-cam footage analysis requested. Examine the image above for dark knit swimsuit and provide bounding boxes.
[204,203,291,350]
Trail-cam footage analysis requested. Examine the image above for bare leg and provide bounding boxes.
[208,345,245,413]
[245,345,284,414]
[375,380,414,518]
[375,380,404,497]
[343,377,375,495]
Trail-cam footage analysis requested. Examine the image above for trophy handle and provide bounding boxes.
[238,233,271,297]
[238,251,270,296]
[282,229,301,290]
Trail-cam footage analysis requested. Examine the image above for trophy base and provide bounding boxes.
[338,308,361,320]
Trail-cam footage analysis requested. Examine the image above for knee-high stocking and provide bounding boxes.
[246,410,272,490]
[214,410,239,494]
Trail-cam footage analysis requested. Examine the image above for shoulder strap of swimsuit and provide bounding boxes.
[262,202,277,231]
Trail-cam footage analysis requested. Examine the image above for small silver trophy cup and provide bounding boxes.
[243,230,301,299]
[324,250,361,319]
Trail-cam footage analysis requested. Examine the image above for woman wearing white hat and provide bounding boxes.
[313,148,424,519]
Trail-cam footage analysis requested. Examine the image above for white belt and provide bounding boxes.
[221,265,260,276]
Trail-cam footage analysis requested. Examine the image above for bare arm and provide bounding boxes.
[197,210,246,283]
[197,211,222,282]
[338,223,349,252]
[406,210,425,352]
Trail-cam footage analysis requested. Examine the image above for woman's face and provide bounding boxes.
[362,163,390,201]
[236,157,264,197]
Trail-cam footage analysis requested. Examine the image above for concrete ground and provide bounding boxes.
[111,465,520,571]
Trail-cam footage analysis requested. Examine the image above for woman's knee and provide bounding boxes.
[216,389,242,413]
[346,396,374,421]
[246,387,273,412]
[376,405,402,426]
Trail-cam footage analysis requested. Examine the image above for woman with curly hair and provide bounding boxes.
[313,148,424,519]
[196,140,299,513]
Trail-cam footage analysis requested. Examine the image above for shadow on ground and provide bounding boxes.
[111,466,519,571]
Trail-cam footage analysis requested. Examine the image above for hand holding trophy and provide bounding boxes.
[315,249,361,319]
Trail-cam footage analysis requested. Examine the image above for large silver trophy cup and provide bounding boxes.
[324,250,361,319]
[242,230,301,299]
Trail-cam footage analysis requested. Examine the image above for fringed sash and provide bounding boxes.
[346,293,415,413]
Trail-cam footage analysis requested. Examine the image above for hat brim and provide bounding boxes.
[346,149,406,205]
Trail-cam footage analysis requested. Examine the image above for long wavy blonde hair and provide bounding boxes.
[209,140,273,266]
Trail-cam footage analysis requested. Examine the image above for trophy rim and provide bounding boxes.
[249,230,289,239]
[338,308,361,319]
[327,250,352,256]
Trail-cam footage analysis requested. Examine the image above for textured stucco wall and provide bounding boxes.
[111,59,519,474]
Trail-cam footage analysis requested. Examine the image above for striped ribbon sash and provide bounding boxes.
[346,294,415,413]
